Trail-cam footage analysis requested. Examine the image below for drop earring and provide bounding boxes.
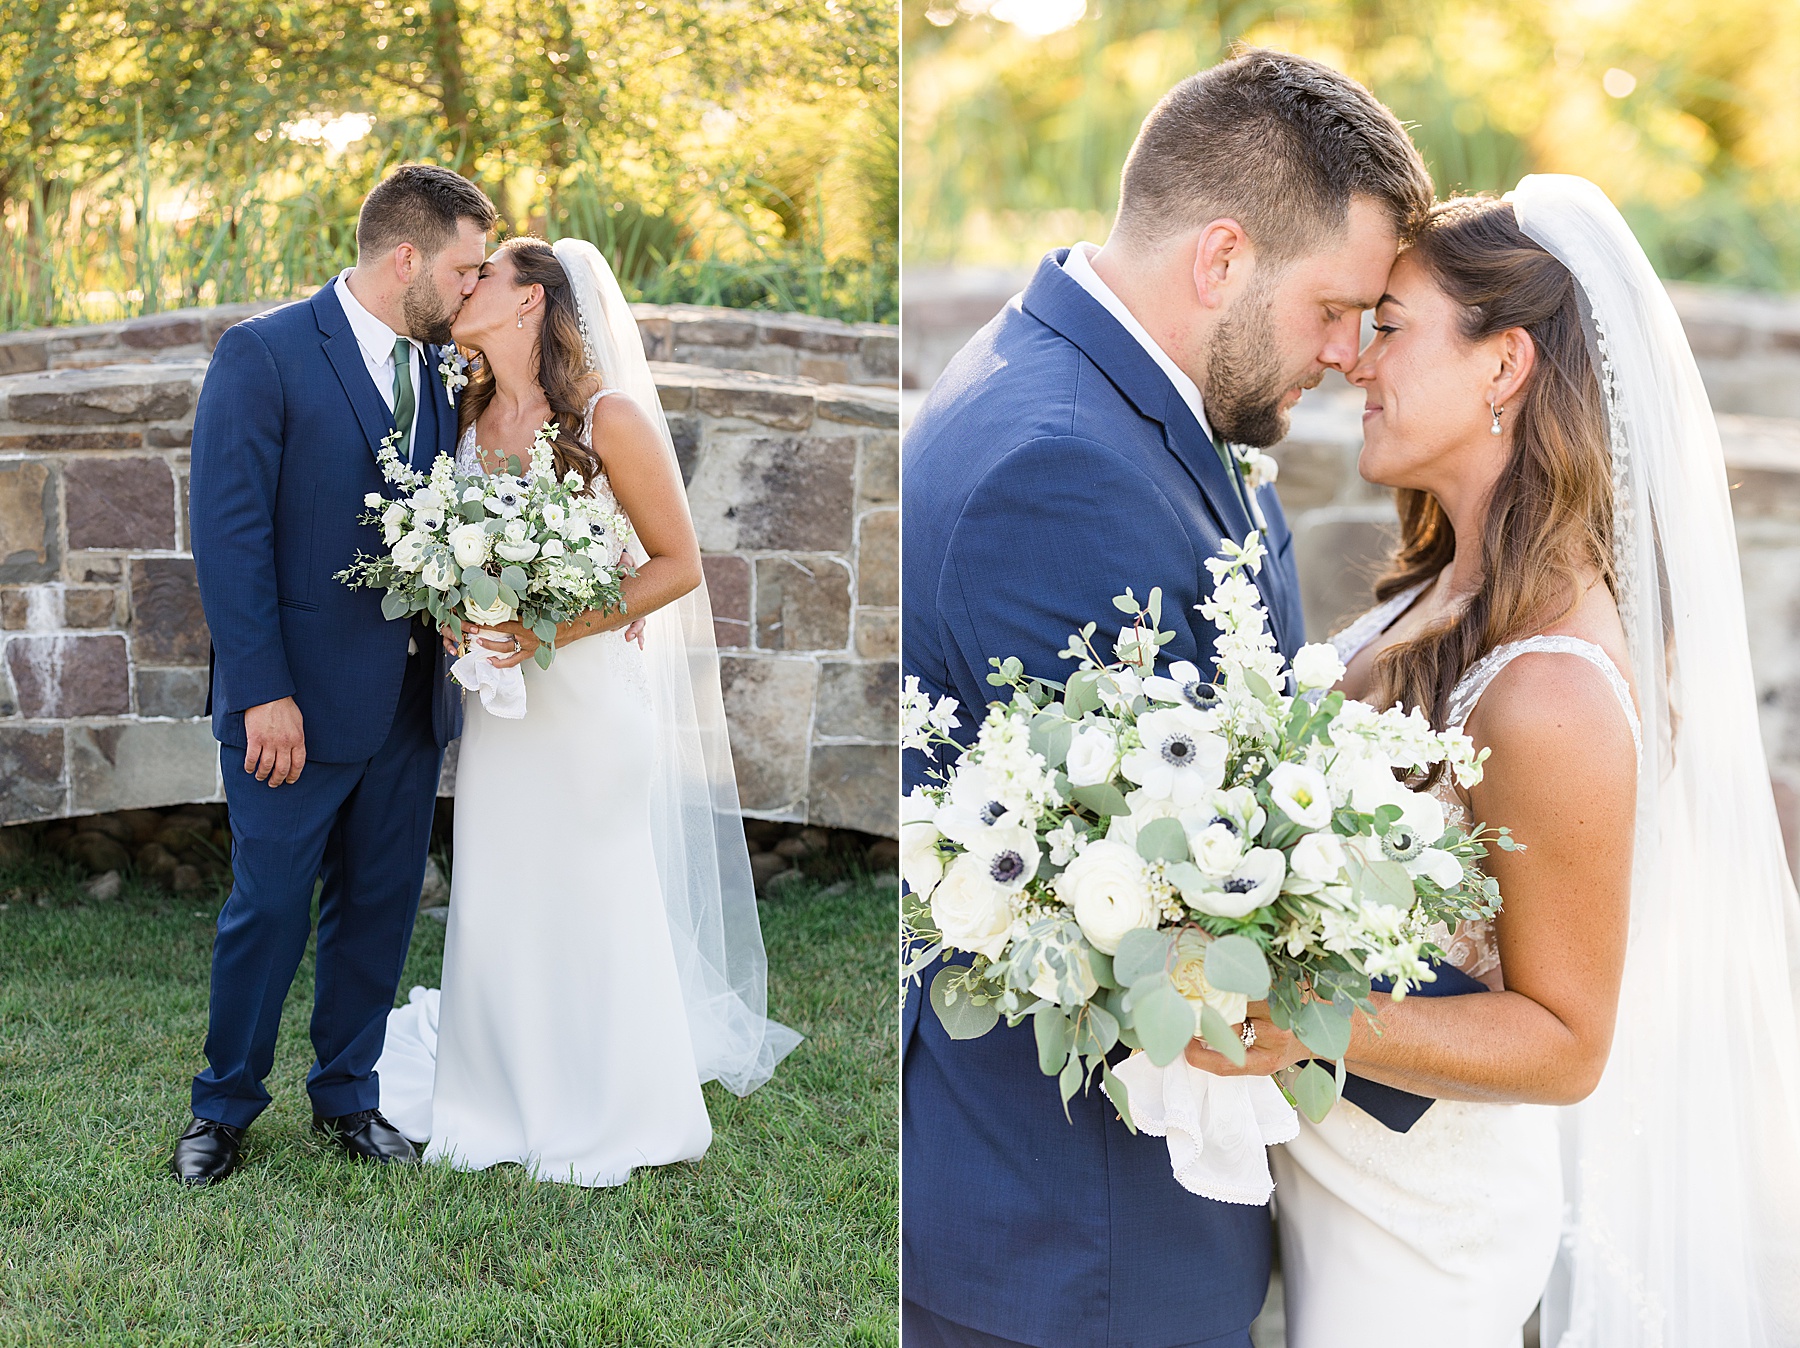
[1490,402,1504,436]
[516,306,526,329]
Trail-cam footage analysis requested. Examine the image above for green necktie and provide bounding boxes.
[391,336,416,443]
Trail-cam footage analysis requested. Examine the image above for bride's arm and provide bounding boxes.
[1189,652,1638,1106]
[483,395,702,664]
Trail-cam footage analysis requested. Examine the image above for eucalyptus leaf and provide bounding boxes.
[1131,977,1197,1067]
[1029,716,1073,769]
[1294,995,1353,1061]
[1065,670,1102,716]
[1101,1067,1136,1133]
[468,573,500,609]
[381,591,411,621]
[1243,668,1277,704]
[1112,927,1173,988]
[1034,1007,1075,1076]
[501,565,528,592]
[533,644,555,671]
[1076,1002,1120,1058]
[1203,933,1272,997]
[1088,949,1116,990]
[1198,1001,1247,1067]
[497,583,519,608]
[1359,858,1415,909]
[1293,1060,1339,1124]
[1164,861,1208,901]
[1058,1053,1083,1118]
[1071,783,1131,819]
[1135,816,1189,864]
[930,967,1000,1040]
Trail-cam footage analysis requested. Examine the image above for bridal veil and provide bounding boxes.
[550,237,802,1095]
[1510,175,1800,1345]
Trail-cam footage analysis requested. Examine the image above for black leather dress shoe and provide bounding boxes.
[312,1108,418,1164]
[169,1116,246,1186]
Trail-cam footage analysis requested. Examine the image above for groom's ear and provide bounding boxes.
[1191,219,1254,311]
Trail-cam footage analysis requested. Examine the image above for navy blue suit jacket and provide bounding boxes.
[901,252,1304,1348]
[190,283,463,763]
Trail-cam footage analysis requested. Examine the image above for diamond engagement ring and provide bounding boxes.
[1240,1021,1257,1049]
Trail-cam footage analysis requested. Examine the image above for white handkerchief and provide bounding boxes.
[451,635,528,718]
[1111,1051,1299,1205]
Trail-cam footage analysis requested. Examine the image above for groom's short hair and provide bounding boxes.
[357,164,498,261]
[1115,48,1432,261]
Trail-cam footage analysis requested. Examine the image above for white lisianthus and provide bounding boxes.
[541,502,566,531]
[495,536,541,563]
[1291,642,1347,692]
[1188,846,1285,919]
[1290,830,1349,885]
[464,597,516,627]
[1268,762,1333,829]
[448,522,490,569]
[540,538,566,559]
[381,502,408,546]
[1105,795,1181,849]
[1188,820,1245,876]
[420,551,457,591]
[390,530,431,572]
[364,492,384,508]
[1169,930,1249,1025]
[462,485,485,504]
[930,853,1014,961]
[1122,707,1227,805]
[1064,724,1119,787]
[1029,943,1100,1006]
[900,788,945,897]
[1057,838,1157,954]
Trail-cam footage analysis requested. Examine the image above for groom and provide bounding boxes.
[901,51,1432,1347]
[171,165,496,1185]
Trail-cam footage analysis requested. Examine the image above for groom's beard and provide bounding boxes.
[401,275,458,346]
[1203,281,1294,449]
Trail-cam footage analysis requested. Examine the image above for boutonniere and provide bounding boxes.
[1233,444,1279,493]
[438,348,470,405]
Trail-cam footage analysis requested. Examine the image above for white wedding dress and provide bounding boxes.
[1270,584,1642,1348]
[376,391,713,1185]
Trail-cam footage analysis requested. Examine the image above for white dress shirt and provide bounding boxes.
[334,271,426,462]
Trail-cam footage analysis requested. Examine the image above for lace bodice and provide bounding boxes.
[1330,582,1642,988]
[456,389,622,515]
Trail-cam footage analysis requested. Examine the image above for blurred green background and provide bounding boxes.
[904,0,1800,290]
[1,0,898,330]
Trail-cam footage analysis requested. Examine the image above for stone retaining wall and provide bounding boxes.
[0,306,899,838]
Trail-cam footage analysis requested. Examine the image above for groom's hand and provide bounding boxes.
[244,697,306,787]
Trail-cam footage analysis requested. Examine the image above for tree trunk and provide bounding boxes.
[428,0,479,175]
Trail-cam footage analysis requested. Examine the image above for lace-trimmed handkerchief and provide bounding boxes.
[1111,1051,1299,1205]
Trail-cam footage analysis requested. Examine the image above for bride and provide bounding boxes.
[1185,178,1800,1345]
[374,235,801,1186]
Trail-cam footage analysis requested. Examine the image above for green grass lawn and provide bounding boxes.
[0,855,897,1347]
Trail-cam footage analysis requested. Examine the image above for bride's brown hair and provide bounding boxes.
[458,236,603,490]
[1367,196,1614,729]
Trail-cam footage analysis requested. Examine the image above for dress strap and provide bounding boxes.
[1330,581,1431,666]
[1447,635,1642,760]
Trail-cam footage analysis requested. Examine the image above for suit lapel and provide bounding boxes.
[412,346,440,471]
[312,283,401,462]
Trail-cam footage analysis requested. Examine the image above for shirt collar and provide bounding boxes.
[1060,242,1214,444]
[334,270,423,367]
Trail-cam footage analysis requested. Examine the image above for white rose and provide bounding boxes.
[1268,762,1333,830]
[1169,930,1248,1026]
[900,789,945,898]
[930,853,1014,960]
[1058,838,1157,955]
[420,552,456,591]
[1291,642,1347,692]
[1064,724,1118,788]
[390,530,430,573]
[463,597,516,627]
[1188,846,1284,919]
[448,522,490,569]
[1188,820,1245,876]
[1290,830,1349,885]
[1029,943,1100,1006]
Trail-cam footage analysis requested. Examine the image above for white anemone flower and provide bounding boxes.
[1121,706,1227,805]
[964,821,1041,893]
[1142,660,1219,710]
[934,762,1031,849]
[1188,846,1285,919]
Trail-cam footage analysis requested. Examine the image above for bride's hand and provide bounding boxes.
[439,622,459,657]
[623,618,647,648]
[1182,1001,1310,1077]
[471,621,537,669]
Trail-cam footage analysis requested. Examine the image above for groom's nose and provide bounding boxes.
[1318,312,1364,373]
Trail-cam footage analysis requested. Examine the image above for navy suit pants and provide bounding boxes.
[192,639,443,1128]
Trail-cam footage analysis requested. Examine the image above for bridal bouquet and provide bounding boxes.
[901,533,1514,1191]
[335,423,634,716]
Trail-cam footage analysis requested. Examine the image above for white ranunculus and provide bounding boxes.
[900,789,946,898]
[464,597,516,627]
[930,853,1014,961]
[1413,847,1464,890]
[1188,820,1245,876]
[390,530,431,572]
[1169,930,1248,1026]
[1058,838,1158,955]
[494,537,541,564]
[1189,846,1284,919]
[1064,724,1119,787]
[1268,762,1334,830]
[1121,706,1227,805]
[1290,830,1349,885]
[420,552,457,591]
[1291,642,1347,692]
[448,522,490,569]
[1029,943,1100,1006]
